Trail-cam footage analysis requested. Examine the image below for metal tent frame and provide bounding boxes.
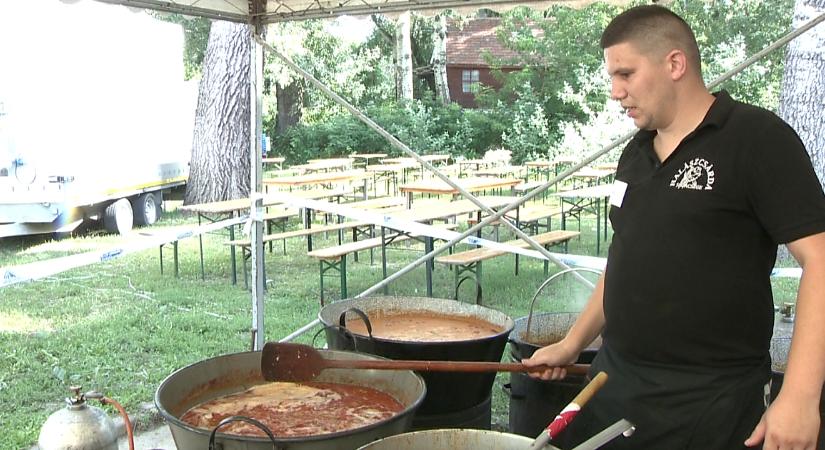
[93,0,630,23]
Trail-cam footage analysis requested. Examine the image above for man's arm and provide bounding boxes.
[746,231,825,449]
[521,273,607,380]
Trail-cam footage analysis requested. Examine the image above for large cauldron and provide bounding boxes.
[319,296,514,424]
[155,349,426,450]
[356,428,539,449]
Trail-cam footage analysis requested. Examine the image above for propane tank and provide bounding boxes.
[38,386,119,450]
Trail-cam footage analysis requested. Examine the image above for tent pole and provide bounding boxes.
[249,7,266,351]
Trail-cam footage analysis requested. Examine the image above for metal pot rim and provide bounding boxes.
[319,296,515,344]
[154,350,427,443]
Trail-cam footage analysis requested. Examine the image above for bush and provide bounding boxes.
[501,82,551,164]
[271,98,505,162]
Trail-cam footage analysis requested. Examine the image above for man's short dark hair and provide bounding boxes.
[601,5,702,75]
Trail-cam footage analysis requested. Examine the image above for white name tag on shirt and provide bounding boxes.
[610,180,628,208]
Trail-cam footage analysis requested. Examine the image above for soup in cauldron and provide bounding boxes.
[344,311,503,342]
[180,381,404,437]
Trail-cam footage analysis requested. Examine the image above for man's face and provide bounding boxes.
[604,42,674,131]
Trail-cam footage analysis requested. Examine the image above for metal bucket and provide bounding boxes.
[506,268,602,438]
[319,296,513,428]
[155,349,426,450]
[355,428,540,449]
[509,312,601,362]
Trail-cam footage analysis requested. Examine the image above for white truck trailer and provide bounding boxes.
[0,1,195,237]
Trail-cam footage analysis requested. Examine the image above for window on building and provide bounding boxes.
[461,69,480,94]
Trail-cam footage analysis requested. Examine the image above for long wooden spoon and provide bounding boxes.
[261,342,589,382]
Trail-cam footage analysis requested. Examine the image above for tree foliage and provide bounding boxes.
[272,97,507,163]
[166,1,798,168]
[672,0,794,109]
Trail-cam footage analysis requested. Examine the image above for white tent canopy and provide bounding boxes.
[92,0,631,23]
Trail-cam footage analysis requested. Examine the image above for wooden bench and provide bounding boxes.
[343,196,405,210]
[466,203,563,239]
[226,197,408,288]
[308,223,458,305]
[435,230,580,304]
[227,220,376,289]
[514,180,545,195]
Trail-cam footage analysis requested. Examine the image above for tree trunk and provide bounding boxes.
[431,14,450,104]
[395,11,414,100]
[779,0,825,188]
[276,80,303,134]
[185,21,251,205]
[777,0,824,261]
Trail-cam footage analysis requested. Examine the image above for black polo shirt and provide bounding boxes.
[604,90,825,369]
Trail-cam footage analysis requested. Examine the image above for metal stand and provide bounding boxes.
[534,419,635,450]
[572,419,635,450]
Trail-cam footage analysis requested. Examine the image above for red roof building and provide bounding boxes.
[446,18,529,108]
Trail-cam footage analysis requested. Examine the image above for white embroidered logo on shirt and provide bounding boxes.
[670,158,715,191]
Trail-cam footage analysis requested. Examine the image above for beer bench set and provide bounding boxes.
[167,188,350,284]
[466,203,564,241]
[179,191,582,304]
[297,196,515,304]
[435,230,580,305]
[225,196,407,288]
[308,223,458,305]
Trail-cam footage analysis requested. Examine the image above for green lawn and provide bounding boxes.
[0,207,800,449]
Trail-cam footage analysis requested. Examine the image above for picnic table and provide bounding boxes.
[399,176,523,207]
[381,155,450,165]
[525,156,579,181]
[179,188,352,284]
[263,169,369,200]
[554,183,615,254]
[350,153,387,167]
[262,157,285,170]
[380,154,451,177]
[365,163,417,194]
[435,230,580,304]
[308,195,520,303]
[292,158,354,173]
[474,165,526,179]
[569,167,615,188]
[226,197,407,288]
[458,159,497,176]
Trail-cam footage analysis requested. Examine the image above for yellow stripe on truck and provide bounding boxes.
[102,176,187,196]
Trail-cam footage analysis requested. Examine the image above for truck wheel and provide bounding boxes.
[103,199,134,235]
[134,193,160,226]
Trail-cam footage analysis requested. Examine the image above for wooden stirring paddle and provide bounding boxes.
[260,342,589,382]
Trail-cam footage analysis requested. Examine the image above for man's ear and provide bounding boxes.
[666,49,688,81]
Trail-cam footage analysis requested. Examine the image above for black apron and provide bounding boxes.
[560,344,770,450]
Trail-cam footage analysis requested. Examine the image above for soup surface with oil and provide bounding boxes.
[344,310,503,341]
[180,381,403,437]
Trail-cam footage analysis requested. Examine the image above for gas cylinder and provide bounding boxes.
[38,386,119,450]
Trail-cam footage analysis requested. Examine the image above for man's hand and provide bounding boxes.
[521,339,579,381]
[745,392,820,449]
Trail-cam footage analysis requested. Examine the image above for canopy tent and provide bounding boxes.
[92,0,630,23]
[80,0,824,351]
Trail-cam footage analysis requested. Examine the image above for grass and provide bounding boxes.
[0,204,800,449]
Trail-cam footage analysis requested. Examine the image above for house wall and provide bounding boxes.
[447,66,517,108]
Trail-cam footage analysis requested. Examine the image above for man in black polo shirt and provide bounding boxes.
[522,5,825,449]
